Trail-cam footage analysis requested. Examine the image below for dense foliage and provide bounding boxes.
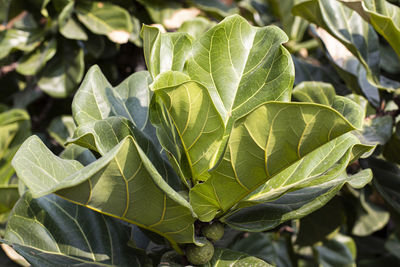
[2,0,400,266]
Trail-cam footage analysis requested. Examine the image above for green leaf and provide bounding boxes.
[0,28,44,60]
[190,0,239,19]
[177,17,216,39]
[190,102,367,221]
[202,247,272,267]
[141,25,193,80]
[221,170,372,231]
[357,115,393,145]
[296,198,345,246]
[364,157,400,215]
[311,25,381,107]
[58,1,88,41]
[76,1,133,44]
[185,15,294,125]
[383,133,400,164]
[72,66,152,132]
[292,81,364,128]
[38,40,84,98]
[12,136,198,247]
[292,0,388,94]
[341,0,400,59]
[266,0,309,41]
[47,115,76,147]
[314,233,356,267]
[0,109,30,185]
[16,38,57,75]
[229,232,290,267]
[352,188,390,236]
[3,192,151,266]
[151,72,225,183]
[67,116,181,189]
[59,144,96,166]
[385,233,400,260]
[0,185,18,217]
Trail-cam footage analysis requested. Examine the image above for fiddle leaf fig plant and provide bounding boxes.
[4,15,373,266]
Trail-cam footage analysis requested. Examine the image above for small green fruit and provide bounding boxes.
[202,222,224,241]
[185,240,214,265]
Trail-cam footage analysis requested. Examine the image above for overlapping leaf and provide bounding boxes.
[222,169,372,231]
[2,192,150,266]
[190,102,371,221]
[75,0,133,44]
[141,26,193,80]
[292,0,394,93]
[185,15,294,125]
[341,0,400,58]
[12,136,198,247]
[151,71,225,183]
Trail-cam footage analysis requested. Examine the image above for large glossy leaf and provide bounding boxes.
[190,102,368,221]
[151,72,225,183]
[72,66,152,133]
[341,0,400,58]
[177,17,216,39]
[292,81,364,128]
[76,0,133,44]
[2,192,150,266]
[38,40,84,98]
[12,136,198,247]
[67,116,181,189]
[141,26,192,80]
[185,15,294,125]
[292,0,393,93]
[222,169,372,231]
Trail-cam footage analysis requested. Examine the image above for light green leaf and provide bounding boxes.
[292,0,393,93]
[141,25,193,80]
[67,116,181,189]
[12,136,198,247]
[72,66,152,131]
[202,247,272,267]
[186,15,294,125]
[38,40,84,98]
[190,102,367,222]
[222,169,372,231]
[47,115,76,147]
[0,109,30,185]
[350,188,389,236]
[3,192,151,266]
[292,81,364,128]
[58,1,88,41]
[151,72,225,183]
[177,17,216,39]
[341,0,400,58]
[16,38,57,75]
[0,28,44,60]
[76,1,133,44]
